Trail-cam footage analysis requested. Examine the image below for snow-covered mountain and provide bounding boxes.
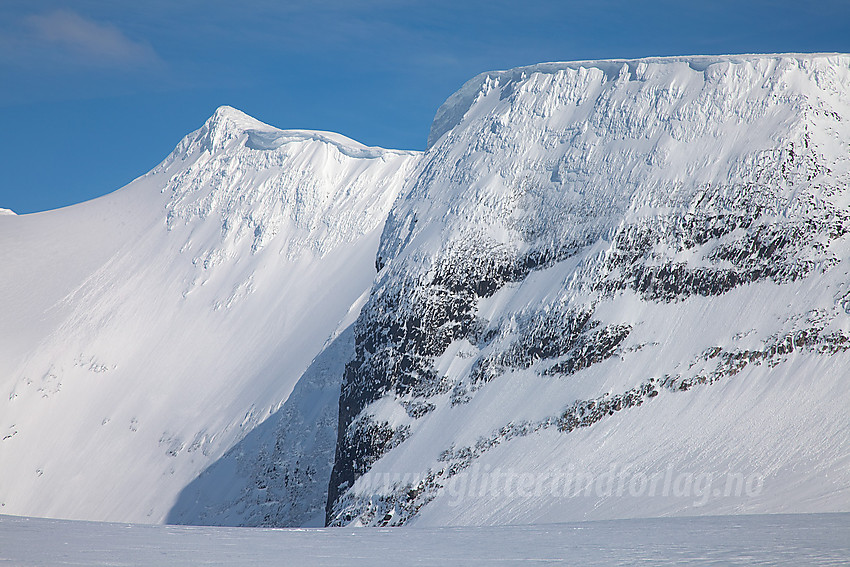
[0,106,417,525]
[326,54,850,526]
[2,54,849,528]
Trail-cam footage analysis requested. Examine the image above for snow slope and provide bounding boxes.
[0,106,418,524]
[327,54,850,525]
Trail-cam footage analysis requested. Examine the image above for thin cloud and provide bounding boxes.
[24,9,160,68]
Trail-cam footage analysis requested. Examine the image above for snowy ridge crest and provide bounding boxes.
[428,53,850,148]
[165,105,417,161]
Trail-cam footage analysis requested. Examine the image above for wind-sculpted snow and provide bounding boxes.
[328,54,850,526]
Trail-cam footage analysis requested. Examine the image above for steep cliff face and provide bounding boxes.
[327,55,850,526]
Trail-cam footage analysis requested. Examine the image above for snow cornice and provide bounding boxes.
[193,105,419,159]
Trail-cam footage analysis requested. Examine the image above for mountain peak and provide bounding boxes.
[191,105,280,152]
[207,105,277,134]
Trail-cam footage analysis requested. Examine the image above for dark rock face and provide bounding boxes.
[327,242,525,519]
[326,179,849,525]
[598,191,847,302]
[458,308,632,404]
[328,321,850,527]
[326,170,849,525]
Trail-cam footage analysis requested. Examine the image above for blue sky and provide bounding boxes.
[2,1,849,214]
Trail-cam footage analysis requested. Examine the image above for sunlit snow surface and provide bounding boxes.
[2,55,850,529]
[0,107,417,525]
[1,513,849,566]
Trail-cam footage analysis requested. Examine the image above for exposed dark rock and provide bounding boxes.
[329,324,850,526]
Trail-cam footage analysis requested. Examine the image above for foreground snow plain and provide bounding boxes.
[1,512,849,566]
